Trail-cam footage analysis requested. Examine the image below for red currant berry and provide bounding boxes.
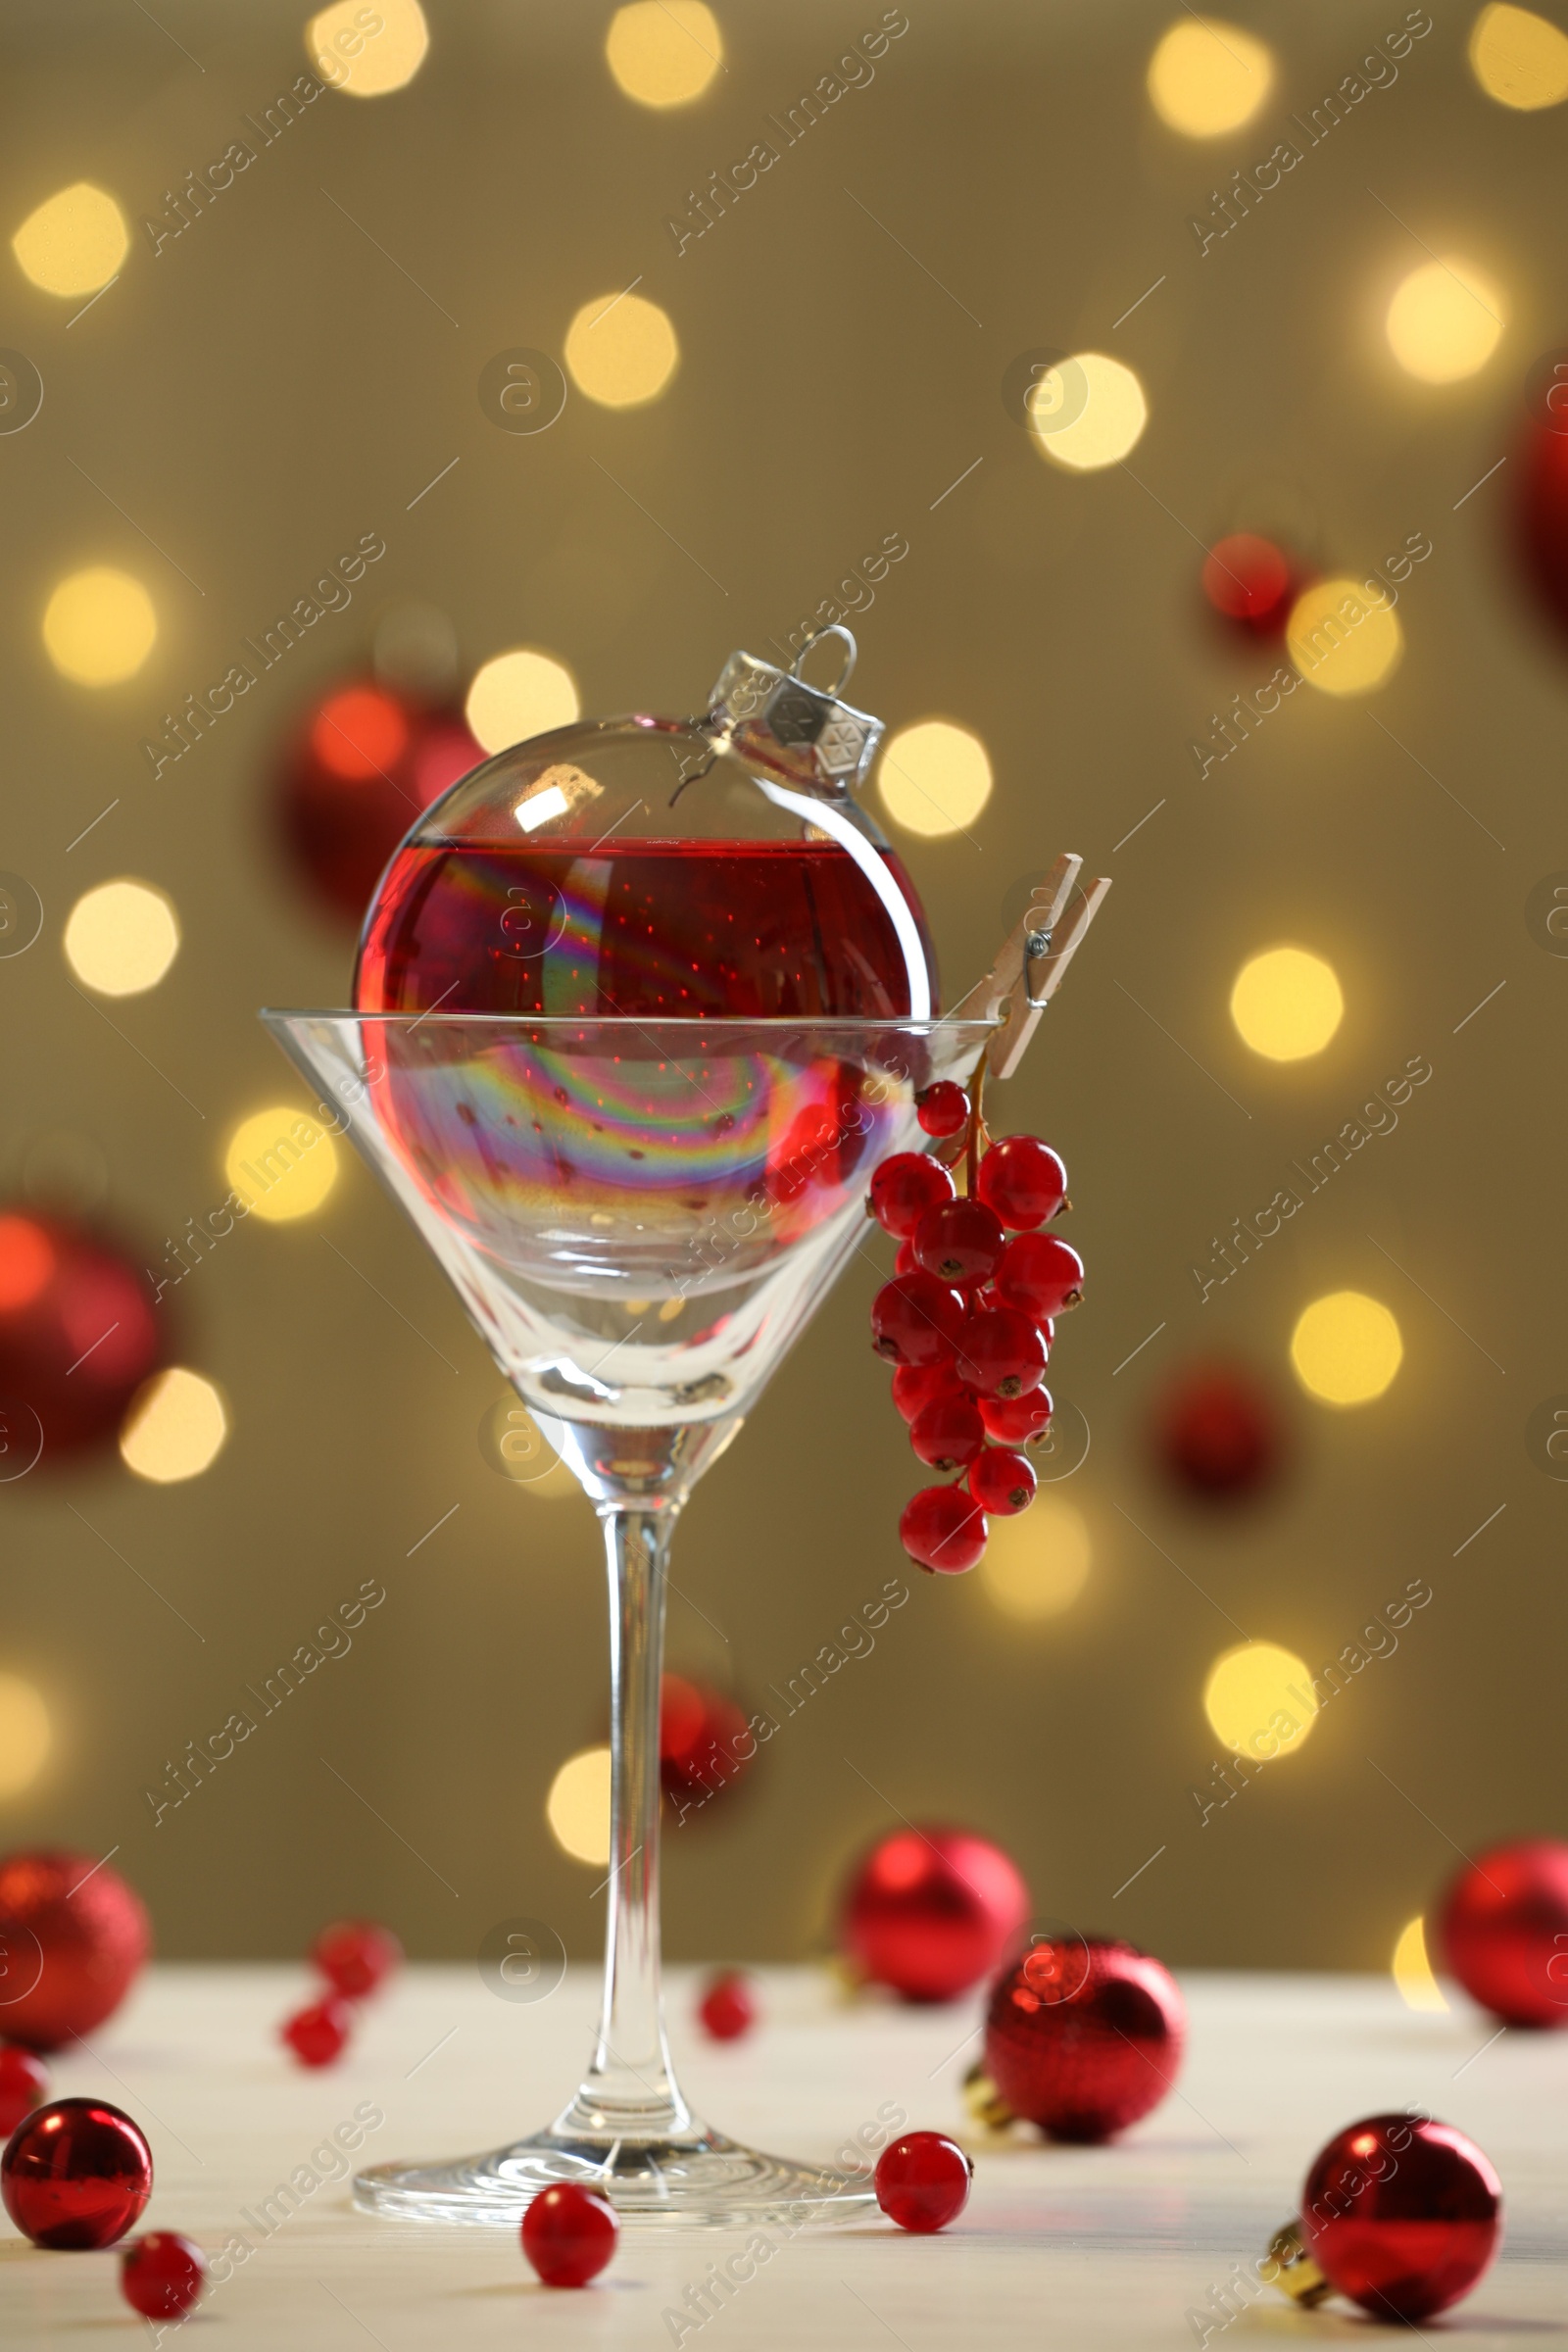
[520,2182,619,2287]
[867,1152,955,1238]
[954,1307,1047,1399]
[0,2045,48,2136]
[697,1969,756,2041]
[122,2232,208,2321]
[911,1198,1007,1289]
[976,1136,1067,1230]
[900,1486,987,1575]
[915,1082,970,1140]
[870,1274,966,1366]
[312,1919,402,2001]
[993,1231,1084,1318]
[980,1388,1054,1446]
[280,1995,353,2069]
[894,1237,918,1276]
[969,1446,1037,1515]
[891,1362,959,1424]
[874,2131,973,2232]
[909,1393,985,1472]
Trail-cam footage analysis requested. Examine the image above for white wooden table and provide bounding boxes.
[1,1967,1563,2347]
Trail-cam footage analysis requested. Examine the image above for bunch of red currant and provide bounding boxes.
[867,1078,1083,1577]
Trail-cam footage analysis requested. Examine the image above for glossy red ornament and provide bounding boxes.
[277,681,482,924]
[984,1936,1185,2142]
[520,2181,619,2286]
[1517,402,1568,646]
[280,1994,353,2069]
[1301,2113,1502,2322]
[312,1919,403,2000]
[1201,533,1298,637]
[840,1827,1029,2003]
[0,1214,166,1461]
[1,2097,153,2249]
[697,1968,756,2041]
[1154,1361,1282,1501]
[660,1675,751,1808]
[121,2231,208,2320]
[874,2131,972,2232]
[0,2044,48,2135]
[0,1850,151,2050]
[1436,1839,1568,2027]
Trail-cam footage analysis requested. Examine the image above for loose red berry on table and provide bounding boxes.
[0,2044,48,2135]
[891,1362,959,1425]
[909,1393,985,1472]
[955,1306,1047,1400]
[520,2182,619,2287]
[993,1232,1084,1320]
[976,1136,1067,1230]
[980,1388,1054,1446]
[122,2232,208,2321]
[916,1082,970,1140]
[874,2131,973,2232]
[911,1198,1007,1289]
[312,1918,402,2001]
[281,1994,353,2069]
[970,1446,1037,1515]
[870,1274,966,1366]
[697,1969,757,2042]
[1,2099,153,2250]
[867,1152,954,1238]
[900,1486,987,1575]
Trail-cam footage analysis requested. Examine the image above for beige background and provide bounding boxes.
[1,0,1562,1972]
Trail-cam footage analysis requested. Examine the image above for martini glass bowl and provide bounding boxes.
[263,1006,993,2229]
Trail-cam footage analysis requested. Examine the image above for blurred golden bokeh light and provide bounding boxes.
[1286,577,1402,698]
[1147,18,1273,135]
[0,1674,51,1798]
[564,290,679,407]
[606,1,722,106]
[308,0,430,96]
[1469,3,1568,107]
[120,1368,229,1483]
[224,1107,340,1224]
[547,1744,612,1865]
[12,181,127,296]
[1031,352,1148,471]
[1203,1641,1317,1759]
[1393,1914,1449,2010]
[877,720,992,837]
[63,880,179,997]
[1386,257,1504,382]
[1291,1291,1403,1406]
[980,1496,1091,1620]
[43,567,157,687]
[466,649,580,755]
[1231,947,1344,1061]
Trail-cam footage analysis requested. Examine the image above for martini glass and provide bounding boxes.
[263,1004,993,2229]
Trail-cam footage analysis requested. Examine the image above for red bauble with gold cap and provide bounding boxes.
[984,1935,1185,2140]
[1301,2113,1501,2321]
[0,1850,151,2050]
[277,681,481,923]
[840,1826,1028,2003]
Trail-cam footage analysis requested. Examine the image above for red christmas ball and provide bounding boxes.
[840,1826,1029,2003]
[1517,408,1568,646]
[697,1969,756,2042]
[0,2044,48,2134]
[0,1850,151,2050]
[520,2181,619,2287]
[280,1995,353,2069]
[277,681,481,924]
[312,1919,402,2001]
[1436,1839,1568,2027]
[1201,533,1298,637]
[874,2131,972,2232]
[1301,2113,1501,2322]
[984,1936,1185,2141]
[122,2231,208,2320]
[0,1214,166,1462]
[1,2097,153,2249]
[1154,1361,1282,1501]
[660,1675,751,1809]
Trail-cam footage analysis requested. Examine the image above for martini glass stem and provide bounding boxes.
[557,1505,692,2141]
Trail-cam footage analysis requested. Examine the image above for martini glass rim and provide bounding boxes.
[260,1006,999,1036]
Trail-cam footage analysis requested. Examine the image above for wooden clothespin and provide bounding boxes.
[975,855,1111,1081]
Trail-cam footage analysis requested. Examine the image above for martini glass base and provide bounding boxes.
[353,2124,878,2230]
